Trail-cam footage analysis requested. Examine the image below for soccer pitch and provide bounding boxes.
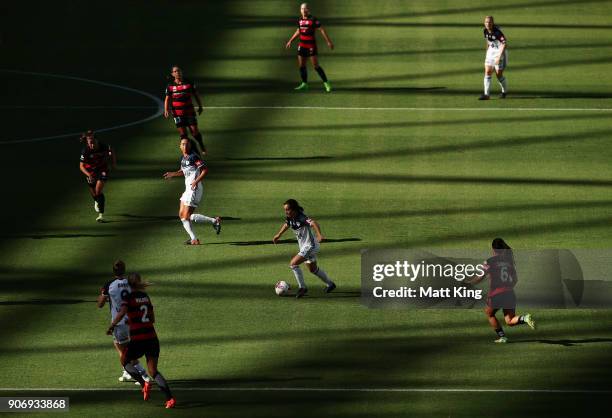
[1,0,611,416]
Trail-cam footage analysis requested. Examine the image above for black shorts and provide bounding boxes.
[86,169,108,186]
[487,291,516,310]
[173,115,197,128]
[126,337,160,361]
[298,45,318,57]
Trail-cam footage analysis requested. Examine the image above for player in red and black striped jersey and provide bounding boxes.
[285,3,334,92]
[79,130,116,223]
[107,273,175,409]
[467,238,536,343]
[164,65,206,156]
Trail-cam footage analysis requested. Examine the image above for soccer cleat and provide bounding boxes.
[478,94,490,100]
[94,201,100,213]
[295,287,308,299]
[324,282,336,293]
[499,92,507,99]
[118,371,134,382]
[494,336,508,343]
[294,82,309,91]
[213,217,222,235]
[142,381,152,401]
[184,239,201,245]
[96,214,105,223]
[323,81,332,92]
[524,313,536,330]
[165,398,176,409]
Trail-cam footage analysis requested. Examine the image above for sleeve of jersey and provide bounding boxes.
[314,19,321,28]
[194,158,206,169]
[497,29,506,43]
[101,280,112,296]
[306,218,315,226]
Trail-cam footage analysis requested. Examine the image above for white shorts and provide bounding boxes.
[180,185,203,208]
[485,48,507,70]
[298,244,320,263]
[112,323,130,345]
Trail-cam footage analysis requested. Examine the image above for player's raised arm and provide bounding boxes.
[273,223,289,243]
[318,26,334,50]
[286,28,300,49]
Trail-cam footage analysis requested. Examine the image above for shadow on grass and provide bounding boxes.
[0,299,95,306]
[0,233,117,239]
[207,238,361,246]
[510,338,612,346]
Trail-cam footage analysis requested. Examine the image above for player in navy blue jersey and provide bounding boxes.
[285,3,334,92]
[466,238,536,343]
[163,138,221,245]
[79,130,116,222]
[273,199,336,298]
[479,16,508,100]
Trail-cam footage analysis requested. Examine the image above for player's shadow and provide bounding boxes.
[226,156,332,161]
[115,214,177,222]
[510,338,612,347]
[335,86,446,94]
[209,238,361,246]
[0,299,95,306]
[0,233,117,239]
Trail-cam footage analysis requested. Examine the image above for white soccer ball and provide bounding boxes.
[275,280,290,296]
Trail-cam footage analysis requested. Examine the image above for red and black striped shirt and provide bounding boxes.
[298,15,321,49]
[80,142,111,171]
[165,80,198,117]
[123,290,157,341]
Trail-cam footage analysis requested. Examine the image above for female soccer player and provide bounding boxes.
[79,130,116,222]
[163,138,221,245]
[107,273,175,409]
[272,199,336,298]
[164,65,206,155]
[285,3,334,92]
[467,238,536,343]
[479,16,508,100]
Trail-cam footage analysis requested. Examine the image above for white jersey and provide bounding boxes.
[104,277,131,325]
[180,152,206,191]
[286,212,318,252]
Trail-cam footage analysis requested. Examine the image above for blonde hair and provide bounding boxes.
[128,272,151,291]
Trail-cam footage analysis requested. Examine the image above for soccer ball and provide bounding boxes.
[275,280,290,296]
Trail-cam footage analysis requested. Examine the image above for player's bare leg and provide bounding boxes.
[145,356,175,407]
[310,55,331,92]
[504,309,536,329]
[179,203,200,245]
[289,254,308,297]
[306,260,336,292]
[479,65,493,100]
[485,307,507,343]
[188,125,206,156]
[295,56,309,90]
[495,67,507,98]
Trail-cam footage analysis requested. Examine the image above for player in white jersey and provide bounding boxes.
[163,138,221,245]
[273,199,336,298]
[479,16,508,100]
[97,260,149,383]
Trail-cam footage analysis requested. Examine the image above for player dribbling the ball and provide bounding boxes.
[466,238,536,343]
[79,130,116,222]
[163,138,221,245]
[272,199,336,298]
[479,16,508,100]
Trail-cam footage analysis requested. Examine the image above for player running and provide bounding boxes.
[163,138,221,245]
[107,273,176,409]
[467,238,536,343]
[97,260,149,384]
[285,3,334,92]
[79,130,116,222]
[273,199,336,298]
[479,16,508,100]
[164,65,207,155]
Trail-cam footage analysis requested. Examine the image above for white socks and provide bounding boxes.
[497,76,507,93]
[181,219,196,240]
[290,265,306,289]
[313,267,334,285]
[190,214,216,224]
[484,75,492,96]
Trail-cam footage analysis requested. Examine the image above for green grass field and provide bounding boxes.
[1,0,612,416]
